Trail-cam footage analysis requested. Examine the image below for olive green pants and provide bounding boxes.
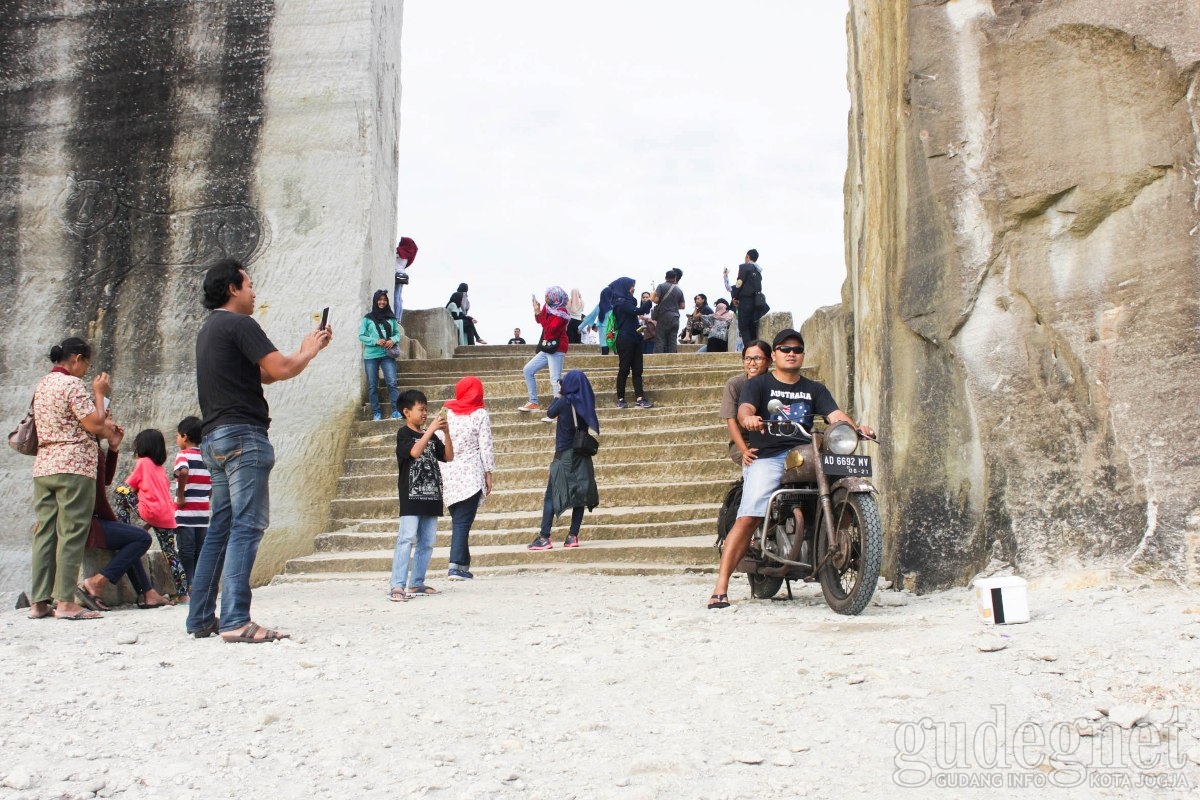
[31,473,96,603]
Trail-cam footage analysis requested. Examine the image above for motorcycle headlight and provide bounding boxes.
[824,421,860,455]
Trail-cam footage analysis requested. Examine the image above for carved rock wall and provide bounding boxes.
[0,0,404,596]
[843,0,1200,588]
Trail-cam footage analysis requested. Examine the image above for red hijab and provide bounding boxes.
[443,376,485,415]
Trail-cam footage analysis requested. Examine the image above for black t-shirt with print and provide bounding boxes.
[740,373,839,458]
[396,425,447,517]
[196,310,278,436]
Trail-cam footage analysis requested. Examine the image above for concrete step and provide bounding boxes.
[328,479,730,519]
[342,441,733,474]
[271,561,717,585]
[449,344,706,358]
[347,426,729,459]
[347,405,728,440]
[397,351,742,375]
[315,516,717,552]
[333,503,724,533]
[389,367,740,394]
[337,458,738,497]
[284,534,718,574]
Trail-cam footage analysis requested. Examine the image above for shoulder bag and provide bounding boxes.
[536,335,560,354]
[374,319,402,359]
[8,398,37,456]
[570,407,599,457]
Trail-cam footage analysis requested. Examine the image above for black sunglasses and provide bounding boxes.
[774,345,804,354]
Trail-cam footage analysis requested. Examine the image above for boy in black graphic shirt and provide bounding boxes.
[707,329,874,610]
[389,390,454,601]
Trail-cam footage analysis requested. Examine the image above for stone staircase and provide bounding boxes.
[278,344,745,583]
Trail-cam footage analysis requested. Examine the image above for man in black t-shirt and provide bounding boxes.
[706,328,874,609]
[507,328,527,345]
[186,259,332,642]
[733,249,763,346]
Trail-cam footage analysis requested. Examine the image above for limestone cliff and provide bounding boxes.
[0,0,404,596]
[837,0,1200,588]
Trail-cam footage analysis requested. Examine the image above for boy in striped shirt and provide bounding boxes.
[173,416,211,595]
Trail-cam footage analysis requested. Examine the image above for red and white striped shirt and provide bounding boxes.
[173,448,211,526]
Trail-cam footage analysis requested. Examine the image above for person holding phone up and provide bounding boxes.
[517,287,571,413]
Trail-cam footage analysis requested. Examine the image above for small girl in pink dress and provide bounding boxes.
[125,429,190,598]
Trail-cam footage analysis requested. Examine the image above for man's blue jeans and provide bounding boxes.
[186,424,274,634]
[364,356,400,417]
[391,515,437,590]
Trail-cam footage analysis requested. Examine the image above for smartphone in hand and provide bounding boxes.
[319,307,329,330]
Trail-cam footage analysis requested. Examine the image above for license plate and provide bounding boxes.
[821,453,872,477]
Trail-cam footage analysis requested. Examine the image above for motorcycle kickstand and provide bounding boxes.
[785,580,793,601]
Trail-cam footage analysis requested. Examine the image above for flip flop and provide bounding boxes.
[707,594,730,610]
[220,622,290,644]
[387,588,408,602]
[406,586,440,597]
[75,586,111,612]
[57,609,103,620]
[137,594,172,609]
[190,618,220,639]
[27,609,53,620]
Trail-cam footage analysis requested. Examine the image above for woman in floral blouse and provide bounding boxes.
[438,376,495,580]
[28,337,114,620]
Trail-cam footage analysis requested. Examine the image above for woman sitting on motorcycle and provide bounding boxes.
[719,340,771,466]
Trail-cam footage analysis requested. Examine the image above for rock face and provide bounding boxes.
[0,0,404,596]
[839,0,1200,588]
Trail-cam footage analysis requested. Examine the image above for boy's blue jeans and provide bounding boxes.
[187,424,274,635]
[391,515,437,589]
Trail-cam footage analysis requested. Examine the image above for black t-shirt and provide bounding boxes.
[740,373,839,458]
[507,337,526,344]
[736,264,761,302]
[196,310,278,436]
[396,425,447,517]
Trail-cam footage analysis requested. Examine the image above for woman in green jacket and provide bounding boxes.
[358,290,402,420]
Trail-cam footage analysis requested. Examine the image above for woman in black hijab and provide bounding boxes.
[358,289,402,420]
[447,283,487,345]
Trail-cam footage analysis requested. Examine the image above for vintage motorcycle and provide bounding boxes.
[716,404,883,615]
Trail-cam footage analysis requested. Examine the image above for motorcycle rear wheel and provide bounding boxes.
[817,493,883,616]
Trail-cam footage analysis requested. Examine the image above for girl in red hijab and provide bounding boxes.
[438,376,495,580]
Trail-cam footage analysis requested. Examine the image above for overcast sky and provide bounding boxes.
[394,0,850,341]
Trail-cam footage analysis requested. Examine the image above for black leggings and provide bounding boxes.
[616,335,644,400]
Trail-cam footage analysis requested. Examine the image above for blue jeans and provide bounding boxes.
[97,519,153,593]
[737,452,788,518]
[392,515,438,589]
[394,277,405,322]
[523,350,564,403]
[175,523,208,588]
[539,476,583,539]
[364,356,399,417]
[448,491,482,570]
[186,425,275,634]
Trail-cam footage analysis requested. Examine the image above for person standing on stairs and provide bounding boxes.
[359,289,402,421]
[439,377,495,581]
[518,286,571,413]
[608,277,653,409]
[528,370,600,550]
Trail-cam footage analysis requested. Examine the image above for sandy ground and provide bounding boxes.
[2,570,1199,799]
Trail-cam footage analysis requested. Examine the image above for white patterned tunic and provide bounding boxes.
[438,408,495,506]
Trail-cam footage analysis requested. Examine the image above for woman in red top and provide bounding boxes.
[518,286,570,412]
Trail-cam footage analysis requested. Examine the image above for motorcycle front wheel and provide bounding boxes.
[817,493,883,616]
[748,573,783,599]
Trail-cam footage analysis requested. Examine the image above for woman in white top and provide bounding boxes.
[438,376,495,580]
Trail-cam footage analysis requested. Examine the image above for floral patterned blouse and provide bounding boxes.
[439,408,496,506]
[32,370,98,479]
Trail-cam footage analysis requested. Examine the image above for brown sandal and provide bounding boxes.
[707,594,730,610]
[220,622,290,644]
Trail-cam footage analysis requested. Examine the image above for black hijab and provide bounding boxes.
[367,290,395,325]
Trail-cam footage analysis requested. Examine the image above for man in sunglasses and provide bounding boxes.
[707,328,874,609]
